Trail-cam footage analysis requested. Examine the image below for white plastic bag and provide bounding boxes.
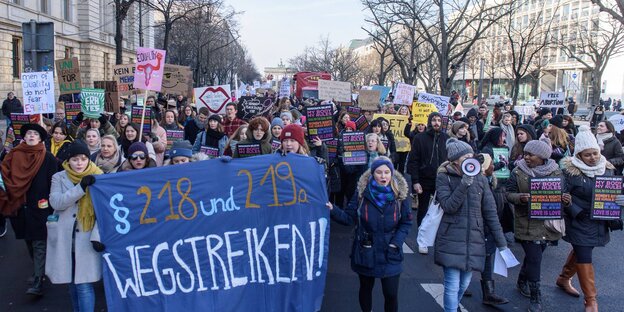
[417,193,443,247]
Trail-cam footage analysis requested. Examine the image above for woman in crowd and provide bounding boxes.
[506,140,563,312]
[165,140,206,165]
[71,113,119,140]
[46,121,73,165]
[114,113,129,139]
[547,115,574,163]
[84,128,101,155]
[150,119,168,166]
[500,113,515,150]
[233,117,273,158]
[281,111,293,126]
[328,156,412,312]
[448,120,477,152]
[162,109,183,131]
[562,115,577,136]
[47,141,103,311]
[369,119,392,158]
[596,120,624,175]
[178,105,195,127]
[280,124,328,161]
[118,123,156,161]
[0,123,58,296]
[335,110,351,135]
[559,125,617,312]
[90,135,124,174]
[271,118,284,141]
[192,115,228,157]
[510,125,538,166]
[223,124,248,157]
[118,142,157,171]
[435,138,508,312]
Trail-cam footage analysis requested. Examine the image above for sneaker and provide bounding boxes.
[418,246,428,254]
[0,219,7,238]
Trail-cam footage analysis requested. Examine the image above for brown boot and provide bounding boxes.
[576,263,598,312]
[557,250,581,297]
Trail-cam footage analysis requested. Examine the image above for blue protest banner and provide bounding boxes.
[89,153,329,312]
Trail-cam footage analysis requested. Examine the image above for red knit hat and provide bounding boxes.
[280,124,306,146]
[345,120,357,131]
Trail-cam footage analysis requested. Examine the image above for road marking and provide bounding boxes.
[421,283,468,312]
[402,242,414,254]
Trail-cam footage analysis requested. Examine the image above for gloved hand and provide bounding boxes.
[91,241,105,252]
[98,113,108,125]
[80,175,96,191]
[220,156,232,163]
[74,112,84,123]
[615,194,624,207]
[461,175,474,186]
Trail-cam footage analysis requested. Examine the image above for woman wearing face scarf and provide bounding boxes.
[192,114,228,157]
[506,140,563,312]
[557,125,622,312]
[327,156,412,312]
[595,121,624,175]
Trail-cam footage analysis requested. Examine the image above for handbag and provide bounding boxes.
[417,191,443,248]
[544,218,566,236]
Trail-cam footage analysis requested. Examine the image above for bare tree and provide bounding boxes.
[113,0,138,64]
[288,37,362,82]
[590,0,624,25]
[416,45,440,92]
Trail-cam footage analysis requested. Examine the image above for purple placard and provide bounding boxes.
[306,105,334,141]
[591,176,623,220]
[341,131,367,165]
[200,146,219,158]
[237,143,262,158]
[529,177,563,219]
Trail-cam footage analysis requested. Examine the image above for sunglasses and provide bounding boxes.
[130,154,146,160]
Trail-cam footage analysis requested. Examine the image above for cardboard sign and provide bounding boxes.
[326,138,337,163]
[341,131,367,165]
[113,64,136,95]
[238,96,274,120]
[318,80,352,102]
[305,105,334,142]
[134,47,166,92]
[9,113,30,140]
[539,92,565,108]
[358,90,381,111]
[166,130,184,150]
[94,81,120,113]
[411,101,438,125]
[55,57,82,95]
[21,71,55,114]
[194,85,232,114]
[418,92,450,116]
[162,64,193,97]
[529,177,563,219]
[591,176,623,220]
[346,106,361,121]
[373,113,413,152]
[200,146,219,158]
[237,143,262,158]
[64,102,81,127]
[492,148,510,179]
[354,115,369,131]
[393,83,416,105]
[80,88,105,118]
[131,105,152,135]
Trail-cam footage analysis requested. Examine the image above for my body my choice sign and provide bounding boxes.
[89,154,329,312]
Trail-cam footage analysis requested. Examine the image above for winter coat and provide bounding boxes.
[184,119,204,145]
[600,136,624,174]
[506,166,563,241]
[330,169,412,278]
[232,127,273,158]
[434,162,507,272]
[2,97,22,117]
[9,152,57,240]
[561,158,614,247]
[407,130,448,190]
[46,171,102,284]
[72,121,119,140]
[192,129,228,156]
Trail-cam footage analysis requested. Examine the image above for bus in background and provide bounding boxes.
[292,72,331,100]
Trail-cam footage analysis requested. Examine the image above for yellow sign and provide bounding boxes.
[373,113,413,152]
[411,101,438,125]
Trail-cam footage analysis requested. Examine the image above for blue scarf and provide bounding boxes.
[369,178,395,208]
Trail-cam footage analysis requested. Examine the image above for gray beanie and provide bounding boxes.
[446,138,474,161]
[524,140,552,160]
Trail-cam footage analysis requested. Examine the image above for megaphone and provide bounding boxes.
[461,158,482,177]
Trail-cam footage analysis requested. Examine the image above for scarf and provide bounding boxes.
[0,143,46,216]
[94,149,122,173]
[62,161,103,231]
[88,143,100,155]
[203,128,225,148]
[500,123,515,150]
[571,155,607,178]
[369,178,395,208]
[596,133,613,150]
[163,123,181,131]
[367,151,379,168]
[515,159,559,177]
[50,139,71,156]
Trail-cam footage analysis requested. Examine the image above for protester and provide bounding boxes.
[223,124,248,157]
[165,140,207,165]
[328,156,412,312]
[119,123,156,160]
[546,115,575,163]
[178,104,195,127]
[223,103,246,137]
[118,142,157,171]
[510,124,538,165]
[0,123,58,296]
[562,115,577,136]
[232,117,272,158]
[500,113,515,150]
[71,113,119,140]
[271,117,284,141]
[90,135,123,173]
[162,109,183,131]
[596,120,624,175]
[335,110,351,135]
[506,140,563,311]
[46,121,73,165]
[2,91,23,118]
[184,107,208,145]
[281,111,294,126]
[150,119,168,166]
[434,138,508,312]
[84,128,101,155]
[466,108,485,141]
[192,114,228,156]
[47,141,103,311]
[448,120,476,152]
[114,113,129,138]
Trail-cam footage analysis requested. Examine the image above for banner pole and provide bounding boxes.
[138,89,148,139]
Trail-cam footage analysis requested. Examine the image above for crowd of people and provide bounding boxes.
[0,91,623,312]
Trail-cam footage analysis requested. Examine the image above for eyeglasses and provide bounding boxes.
[129,154,146,160]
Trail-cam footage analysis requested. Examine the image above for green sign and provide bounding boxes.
[80,88,105,118]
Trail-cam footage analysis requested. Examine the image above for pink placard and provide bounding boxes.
[134,47,166,92]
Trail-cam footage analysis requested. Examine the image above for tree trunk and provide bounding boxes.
[512,76,521,106]
[591,68,602,107]
[115,11,125,65]
[163,22,171,52]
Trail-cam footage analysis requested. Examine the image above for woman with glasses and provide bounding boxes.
[118,142,157,171]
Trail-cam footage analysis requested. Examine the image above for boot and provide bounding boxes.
[517,273,530,298]
[557,250,581,297]
[577,263,598,312]
[528,281,542,312]
[481,280,509,306]
[25,276,43,297]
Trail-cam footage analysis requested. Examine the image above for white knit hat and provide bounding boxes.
[573,125,600,156]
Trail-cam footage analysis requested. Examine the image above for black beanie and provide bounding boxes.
[550,114,564,128]
[67,141,90,159]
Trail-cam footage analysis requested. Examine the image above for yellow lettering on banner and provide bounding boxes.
[373,113,414,152]
[410,101,438,125]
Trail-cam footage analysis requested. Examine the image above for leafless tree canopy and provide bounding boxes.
[590,0,624,25]
[288,37,362,83]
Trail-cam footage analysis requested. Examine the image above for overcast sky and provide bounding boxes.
[227,0,368,75]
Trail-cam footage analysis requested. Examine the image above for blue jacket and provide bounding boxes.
[331,169,412,278]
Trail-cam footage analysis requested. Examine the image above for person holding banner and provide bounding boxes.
[506,140,563,311]
[90,135,123,173]
[328,156,412,312]
[192,115,228,157]
[47,141,103,311]
[559,125,617,312]
[46,121,73,166]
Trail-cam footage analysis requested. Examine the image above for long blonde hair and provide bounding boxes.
[549,125,572,149]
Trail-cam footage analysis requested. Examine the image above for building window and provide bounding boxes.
[62,0,71,22]
[40,0,49,14]
[104,53,110,79]
[12,37,21,78]
[64,47,73,59]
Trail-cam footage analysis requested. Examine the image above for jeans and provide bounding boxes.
[69,283,95,312]
[443,267,472,312]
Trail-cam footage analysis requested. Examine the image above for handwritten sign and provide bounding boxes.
[134,47,166,91]
[373,114,413,152]
[200,146,219,158]
[21,71,55,114]
[591,176,623,220]
[279,79,291,98]
[515,105,535,116]
[238,97,274,120]
[357,90,381,111]
[411,101,438,125]
[318,80,352,102]
[131,105,152,135]
[529,177,563,219]
[162,64,193,97]
[55,57,82,95]
[89,154,329,312]
[539,92,565,108]
[305,105,334,142]
[166,130,184,150]
[418,92,450,116]
[64,102,81,127]
[341,131,367,165]
[393,83,415,105]
[113,64,136,96]
[80,88,105,118]
[9,113,30,140]
[194,85,232,114]
[236,143,262,158]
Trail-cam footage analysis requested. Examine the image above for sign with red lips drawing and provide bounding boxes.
[194,84,232,114]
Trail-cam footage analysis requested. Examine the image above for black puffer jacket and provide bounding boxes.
[407,112,448,190]
[434,162,507,272]
[600,136,624,174]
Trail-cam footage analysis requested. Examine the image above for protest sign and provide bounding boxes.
[318,80,352,102]
[199,146,219,158]
[64,102,81,127]
[373,114,413,152]
[9,113,30,140]
[238,97,274,120]
[411,102,438,125]
[358,90,381,111]
[236,143,262,158]
[591,176,623,220]
[354,115,369,131]
[341,131,367,165]
[21,71,55,114]
[326,139,337,163]
[305,105,334,141]
[89,153,329,312]
[279,79,291,98]
[393,83,415,105]
[162,64,193,97]
[418,92,450,116]
[346,106,361,121]
[371,85,391,103]
[131,105,152,135]
[134,47,166,92]
[529,177,563,219]
[94,81,120,113]
[253,80,260,89]
[113,64,136,96]
[492,148,510,179]
[539,92,565,108]
[271,139,281,152]
[55,57,82,95]
[515,105,535,116]
[194,85,232,114]
[166,130,184,150]
[608,114,624,133]
[80,88,105,118]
